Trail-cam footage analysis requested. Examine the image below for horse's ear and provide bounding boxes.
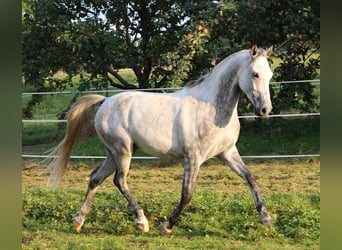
[266,45,273,57]
[250,45,258,58]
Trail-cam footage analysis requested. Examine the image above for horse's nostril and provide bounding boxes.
[261,108,267,115]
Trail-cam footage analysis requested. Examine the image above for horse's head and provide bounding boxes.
[238,45,273,117]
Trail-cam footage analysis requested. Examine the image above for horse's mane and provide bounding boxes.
[184,47,269,89]
[184,49,247,89]
[184,74,208,88]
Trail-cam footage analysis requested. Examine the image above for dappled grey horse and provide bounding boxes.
[45,45,274,235]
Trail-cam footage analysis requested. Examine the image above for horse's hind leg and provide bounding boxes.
[218,146,273,226]
[73,150,115,232]
[113,153,149,232]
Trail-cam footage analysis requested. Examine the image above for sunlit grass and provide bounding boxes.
[22,159,320,249]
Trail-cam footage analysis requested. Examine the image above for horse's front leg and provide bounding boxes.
[160,156,200,235]
[218,146,273,226]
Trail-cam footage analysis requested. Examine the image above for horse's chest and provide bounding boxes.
[180,116,239,160]
[200,127,238,157]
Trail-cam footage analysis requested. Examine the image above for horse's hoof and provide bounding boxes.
[260,214,273,226]
[160,222,172,236]
[136,222,149,232]
[73,219,83,232]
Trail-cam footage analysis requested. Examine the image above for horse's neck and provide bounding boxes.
[188,52,247,126]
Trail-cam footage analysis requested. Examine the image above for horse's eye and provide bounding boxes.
[252,72,259,78]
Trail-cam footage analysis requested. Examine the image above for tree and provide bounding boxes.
[180,0,320,114]
[22,0,320,118]
[243,0,320,114]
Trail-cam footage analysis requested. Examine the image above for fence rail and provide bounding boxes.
[21,79,320,97]
[22,154,320,160]
[21,112,320,123]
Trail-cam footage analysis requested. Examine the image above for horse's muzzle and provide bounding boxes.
[255,105,272,117]
[246,90,272,117]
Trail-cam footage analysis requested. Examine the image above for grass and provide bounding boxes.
[238,117,319,156]
[22,158,320,249]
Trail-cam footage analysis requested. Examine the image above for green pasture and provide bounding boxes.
[22,158,320,249]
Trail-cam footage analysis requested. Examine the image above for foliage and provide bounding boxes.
[22,0,320,118]
[237,1,320,114]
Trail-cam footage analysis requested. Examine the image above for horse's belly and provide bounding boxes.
[122,96,185,157]
[133,132,183,158]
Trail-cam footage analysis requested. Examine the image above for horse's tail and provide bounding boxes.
[43,94,106,188]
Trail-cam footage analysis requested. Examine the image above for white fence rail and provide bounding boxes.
[22,154,320,160]
[22,112,320,123]
[22,80,320,160]
[22,79,320,97]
